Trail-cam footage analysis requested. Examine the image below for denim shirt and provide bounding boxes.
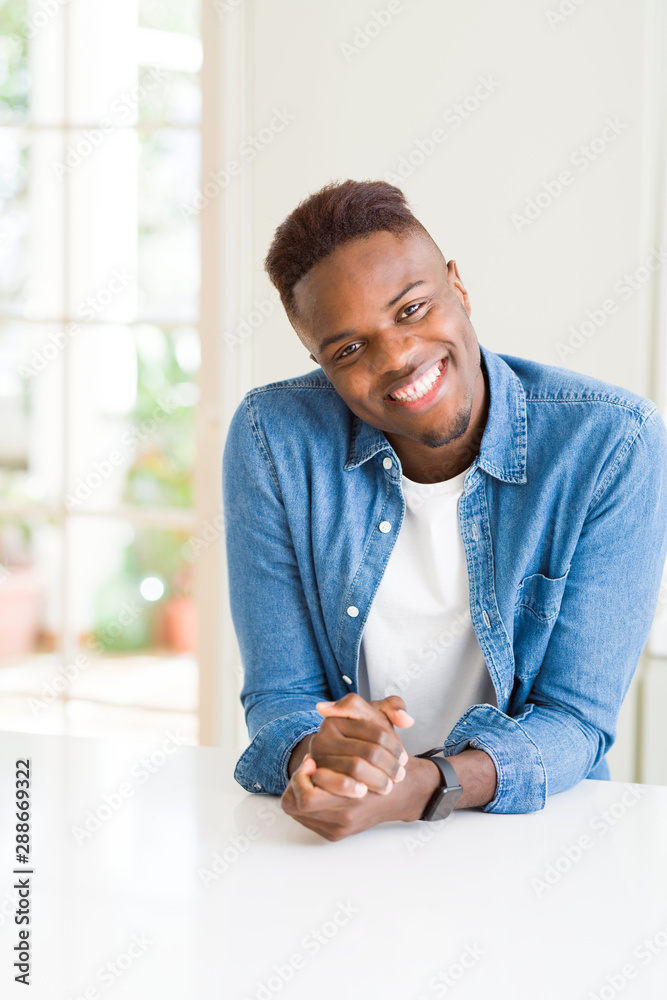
[222,342,667,813]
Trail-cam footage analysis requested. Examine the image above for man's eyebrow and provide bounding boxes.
[317,280,427,354]
[386,280,425,307]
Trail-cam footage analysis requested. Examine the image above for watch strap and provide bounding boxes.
[415,748,463,821]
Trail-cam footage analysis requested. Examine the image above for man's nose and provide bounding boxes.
[369,329,421,378]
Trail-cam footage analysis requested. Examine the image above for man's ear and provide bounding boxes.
[446,259,471,317]
[309,353,317,364]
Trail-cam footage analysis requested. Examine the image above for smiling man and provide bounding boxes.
[222,179,667,842]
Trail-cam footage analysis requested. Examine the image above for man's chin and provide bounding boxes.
[417,406,471,449]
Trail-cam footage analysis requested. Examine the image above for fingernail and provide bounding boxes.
[353,782,367,796]
[317,701,335,707]
[398,751,408,766]
[383,779,393,795]
[394,765,406,782]
[396,709,414,722]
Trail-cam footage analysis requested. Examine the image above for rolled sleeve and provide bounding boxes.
[233,710,324,796]
[444,704,548,813]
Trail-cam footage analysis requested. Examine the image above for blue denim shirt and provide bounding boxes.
[222,343,667,812]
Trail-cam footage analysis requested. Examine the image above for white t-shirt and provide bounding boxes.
[357,464,497,756]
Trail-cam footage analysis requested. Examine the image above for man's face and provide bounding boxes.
[292,229,482,451]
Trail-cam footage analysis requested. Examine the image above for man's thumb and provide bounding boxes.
[374,697,414,727]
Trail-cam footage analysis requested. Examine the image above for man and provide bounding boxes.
[222,179,667,842]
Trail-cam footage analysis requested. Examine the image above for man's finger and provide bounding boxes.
[291,754,340,812]
[310,765,369,799]
[316,694,411,764]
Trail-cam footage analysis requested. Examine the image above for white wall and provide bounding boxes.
[246,0,652,398]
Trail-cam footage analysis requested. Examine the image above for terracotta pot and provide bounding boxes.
[163,596,196,653]
[0,564,44,657]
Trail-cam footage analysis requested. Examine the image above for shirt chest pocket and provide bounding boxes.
[512,571,570,684]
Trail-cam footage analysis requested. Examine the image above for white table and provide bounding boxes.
[1,731,666,1000]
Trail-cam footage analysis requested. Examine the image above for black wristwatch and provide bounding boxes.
[415,747,463,821]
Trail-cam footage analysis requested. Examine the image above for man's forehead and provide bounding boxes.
[294,230,441,323]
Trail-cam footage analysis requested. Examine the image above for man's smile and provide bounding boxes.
[384,356,448,408]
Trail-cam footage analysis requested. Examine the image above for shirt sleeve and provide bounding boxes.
[222,396,329,795]
[444,405,667,813]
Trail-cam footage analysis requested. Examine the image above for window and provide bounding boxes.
[0,0,206,742]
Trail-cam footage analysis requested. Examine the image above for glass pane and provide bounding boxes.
[67,128,138,317]
[68,517,197,656]
[0,1,30,127]
[0,516,63,668]
[68,0,138,128]
[0,322,64,505]
[139,0,201,36]
[138,129,200,322]
[137,66,201,126]
[67,325,197,511]
[0,128,65,320]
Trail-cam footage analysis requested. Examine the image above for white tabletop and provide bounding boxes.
[1,731,666,1000]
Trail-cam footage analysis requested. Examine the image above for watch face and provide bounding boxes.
[426,783,463,821]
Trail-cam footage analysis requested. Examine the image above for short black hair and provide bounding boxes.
[264,179,429,320]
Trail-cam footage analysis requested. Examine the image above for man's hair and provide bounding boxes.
[264,179,429,322]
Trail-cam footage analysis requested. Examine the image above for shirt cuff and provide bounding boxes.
[233,710,324,796]
[443,703,547,813]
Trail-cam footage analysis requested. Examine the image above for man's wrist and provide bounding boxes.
[446,748,497,810]
[287,734,313,779]
[400,748,497,820]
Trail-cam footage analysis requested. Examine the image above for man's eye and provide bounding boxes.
[401,302,425,319]
[339,342,361,358]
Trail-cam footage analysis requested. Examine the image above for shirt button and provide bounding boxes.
[253,782,262,791]
[378,521,392,533]
[347,605,359,617]
[342,675,353,684]
[382,457,393,470]
[482,609,491,627]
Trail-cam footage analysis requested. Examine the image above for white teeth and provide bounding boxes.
[389,360,444,401]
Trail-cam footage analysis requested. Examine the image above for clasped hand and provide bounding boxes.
[280,693,415,841]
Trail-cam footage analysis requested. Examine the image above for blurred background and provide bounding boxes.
[1,0,666,784]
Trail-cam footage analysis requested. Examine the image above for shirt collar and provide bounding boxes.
[343,342,527,484]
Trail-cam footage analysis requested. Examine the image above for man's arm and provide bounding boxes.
[444,405,667,814]
[224,399,412,799]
